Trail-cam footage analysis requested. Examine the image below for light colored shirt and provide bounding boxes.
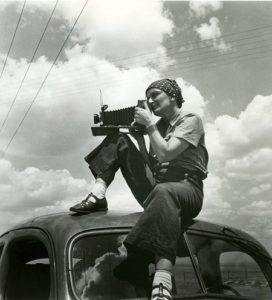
[150,110,209,178]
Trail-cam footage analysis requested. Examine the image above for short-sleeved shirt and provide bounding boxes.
[149,110,209,179]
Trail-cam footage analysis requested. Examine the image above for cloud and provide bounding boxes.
[189,1,223,18]
[1,0,174,68]
[0,158,89,232]
[79,0,174,62]
[0,48,157,157]
[201,93,272,250]
[194,17,230,52]
[206,94,272,160]
[0,43,208,159]
[1,0,271,255]
[177,78,207,117]
[0,158,143,234]
[249,184,271,195]
[224,148,272,179]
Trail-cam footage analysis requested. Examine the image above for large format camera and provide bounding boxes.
[91,100,150,136]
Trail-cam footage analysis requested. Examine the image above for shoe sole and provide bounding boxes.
[70,207,108,214]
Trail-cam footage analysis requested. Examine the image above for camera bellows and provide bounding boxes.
[102,106,135,126]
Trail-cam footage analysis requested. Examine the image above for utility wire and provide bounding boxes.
[35,42,272,93]
[103,24,272,64]
[1,29,272,97]
[1,25,272,93]
[2,44,272,105]
[3,47,272,105]
[1,43,272,107]
[0,0,26,82]
[0,0,59,134]
[1,0,89,158]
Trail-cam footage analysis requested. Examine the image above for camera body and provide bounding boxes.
[91,100,148,136]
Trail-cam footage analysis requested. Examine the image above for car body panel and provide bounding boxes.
[3,211,270,259]
[0,211,271,300]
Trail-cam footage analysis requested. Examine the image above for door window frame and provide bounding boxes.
[0,228,56,300]
[185,231,272,299]
[67,228,132,300]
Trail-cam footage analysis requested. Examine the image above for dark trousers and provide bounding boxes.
[85,133,203,264]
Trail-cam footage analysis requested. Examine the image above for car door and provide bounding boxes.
[185,232,272,300]
[67,229,225,300]
[0,228,56,300]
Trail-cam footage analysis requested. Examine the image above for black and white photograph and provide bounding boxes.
[0,0,272,299]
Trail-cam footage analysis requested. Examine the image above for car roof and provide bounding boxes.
[1,210,270,258]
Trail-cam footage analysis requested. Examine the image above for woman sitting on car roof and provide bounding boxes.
[70,78,209,300]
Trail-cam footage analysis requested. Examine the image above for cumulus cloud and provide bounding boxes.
[177,78,207,117]
[0,43,208,159]
[189,1,223,18]
[0,158,89,232]
[202,93,272,249]
[0,48,156,157]
[249,184,271,195]
[224,148,272,179]
[206,94,272,160]
[194,17,230,52]
[0,158,143,234]
[1,0,271,255]
[199,173,232,222]
[1,0,174,68]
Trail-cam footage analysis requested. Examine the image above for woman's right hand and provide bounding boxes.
[129,121,145,144]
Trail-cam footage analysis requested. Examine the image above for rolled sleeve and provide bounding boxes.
[172,114,204,147]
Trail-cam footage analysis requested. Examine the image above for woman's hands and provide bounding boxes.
[134,101,155,128]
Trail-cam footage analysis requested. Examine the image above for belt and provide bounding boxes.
[153,165,202,184]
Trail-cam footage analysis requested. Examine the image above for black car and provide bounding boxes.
[0,211,271,299]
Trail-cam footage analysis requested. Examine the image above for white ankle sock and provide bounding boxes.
[152,270,172,299]
[88,178,107,202]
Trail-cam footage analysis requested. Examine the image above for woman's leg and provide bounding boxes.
[84,133,155,206]
[124,181,203,298]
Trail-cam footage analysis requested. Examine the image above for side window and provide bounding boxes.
[71,233,203,300]
[71,233,144,299]
[173,256,201,295]
[5,238,51,300]
[220,252,271,299]
[188,233,272,299]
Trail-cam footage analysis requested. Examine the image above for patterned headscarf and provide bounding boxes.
[145,78,184,108]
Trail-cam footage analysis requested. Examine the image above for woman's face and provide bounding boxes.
[146,88,175,116]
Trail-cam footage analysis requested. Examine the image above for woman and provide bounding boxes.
[70,79,208,300]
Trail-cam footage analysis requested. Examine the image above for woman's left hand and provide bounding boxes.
[134,102,154,127]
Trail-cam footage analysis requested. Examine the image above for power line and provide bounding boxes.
[100,24,272,65]
[2,43,271,105]
[39,42,272,93]
[0,22,271,92]
[3,47,271,105]
[0,0,59,134]
[1,25,272,94]
[1,0,89,158]
[0,0,26,82]
[1,44,271,109]
[1,29,272,99]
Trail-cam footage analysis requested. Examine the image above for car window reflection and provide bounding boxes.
[188,234,272,299]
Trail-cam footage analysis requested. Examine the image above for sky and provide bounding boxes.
[0,0,272,252]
